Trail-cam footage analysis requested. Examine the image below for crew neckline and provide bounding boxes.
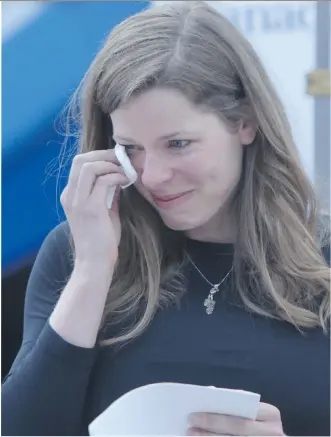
[185,237,234,256]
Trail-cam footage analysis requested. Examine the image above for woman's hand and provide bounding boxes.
[50,149,132,348]
[187,402,284,436]
[61,149,130,268]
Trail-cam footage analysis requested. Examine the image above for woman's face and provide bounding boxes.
[111,88,255,239]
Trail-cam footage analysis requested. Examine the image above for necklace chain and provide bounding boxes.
[187,254,233,315]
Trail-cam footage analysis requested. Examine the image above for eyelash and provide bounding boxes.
[121,140,192,153]
[168,139,192,149]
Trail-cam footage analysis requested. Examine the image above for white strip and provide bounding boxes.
[2,1,48,43]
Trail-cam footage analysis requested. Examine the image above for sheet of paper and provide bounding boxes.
[89,382,261,436]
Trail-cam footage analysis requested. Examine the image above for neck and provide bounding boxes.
[185,207,237,244]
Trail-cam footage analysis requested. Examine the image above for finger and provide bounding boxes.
[109,185,121,213]
[60,185,69,208]
[237,419,284,436]
[189,413,284,436]
[89,173,130,208]
[74,161,126,203]
[66,150,120,201]
[256,403,281,422]
[186,427,219,436]
[189,413,252,436]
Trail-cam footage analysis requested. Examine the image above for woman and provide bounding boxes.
[2,2,330,436]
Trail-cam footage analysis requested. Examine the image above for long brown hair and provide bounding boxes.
[63,1,330,345]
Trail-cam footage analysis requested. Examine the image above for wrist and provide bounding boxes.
[73,259,115,284]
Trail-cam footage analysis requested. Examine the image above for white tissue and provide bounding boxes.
[106,143,138,209]
[89,382,261,436]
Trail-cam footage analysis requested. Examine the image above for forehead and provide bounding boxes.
[110,88,207,139]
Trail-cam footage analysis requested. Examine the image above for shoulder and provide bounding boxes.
[44,220,71,249]
[24,221,74,320]
[32,221,73,281]
[40,220,72,259]
[18,222,74,351]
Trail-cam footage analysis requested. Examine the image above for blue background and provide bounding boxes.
[2,1,149,275]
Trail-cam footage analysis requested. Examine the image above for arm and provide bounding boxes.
[1,222,105,436]
[2,149,130,436]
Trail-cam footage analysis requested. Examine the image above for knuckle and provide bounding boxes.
[99,174,113,185]
[96,174,115,187]
[70,199,80,212]
[269,405,282,421]
[60,187,68,206]
[80,161,94,174]
[72,154,84,166]
[275,408,282,420]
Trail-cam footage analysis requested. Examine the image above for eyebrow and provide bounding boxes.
[113,131,193,143]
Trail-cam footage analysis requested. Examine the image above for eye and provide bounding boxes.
[168,139,192,149]
[121,144,141,154]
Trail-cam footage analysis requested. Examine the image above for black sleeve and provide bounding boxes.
[1,222,99,436]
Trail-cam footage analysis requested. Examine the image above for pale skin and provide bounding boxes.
[187,402,284,435]
[112,87,252,243]
[51,87,284,435]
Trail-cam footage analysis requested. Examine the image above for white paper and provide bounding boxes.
[89,382,261,436]
[107,144,138,209]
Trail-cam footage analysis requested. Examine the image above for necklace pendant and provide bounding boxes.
[204,294,216,315]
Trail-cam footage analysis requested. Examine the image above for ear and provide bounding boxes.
[238,120,257,146]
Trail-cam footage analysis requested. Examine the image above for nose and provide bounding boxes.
[140,153,173,190]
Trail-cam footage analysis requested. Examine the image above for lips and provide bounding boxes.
[150,190,193,209]
[152,191,191,202]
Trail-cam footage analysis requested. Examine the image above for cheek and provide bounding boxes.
[133,179,148,198]
[134,153,200,187]
[131,144,243,194]
[128,156,145,190]
[200,146,243,190]
[128,153,144,174]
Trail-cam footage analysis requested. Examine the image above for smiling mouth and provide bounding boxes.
[151,190,193,208]
[154,193,186,201]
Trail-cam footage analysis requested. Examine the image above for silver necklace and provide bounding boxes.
[187,254,233,315]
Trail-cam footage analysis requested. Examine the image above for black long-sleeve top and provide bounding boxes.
[2,221,330,436]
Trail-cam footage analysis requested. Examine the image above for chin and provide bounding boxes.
[159,213,206,233]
